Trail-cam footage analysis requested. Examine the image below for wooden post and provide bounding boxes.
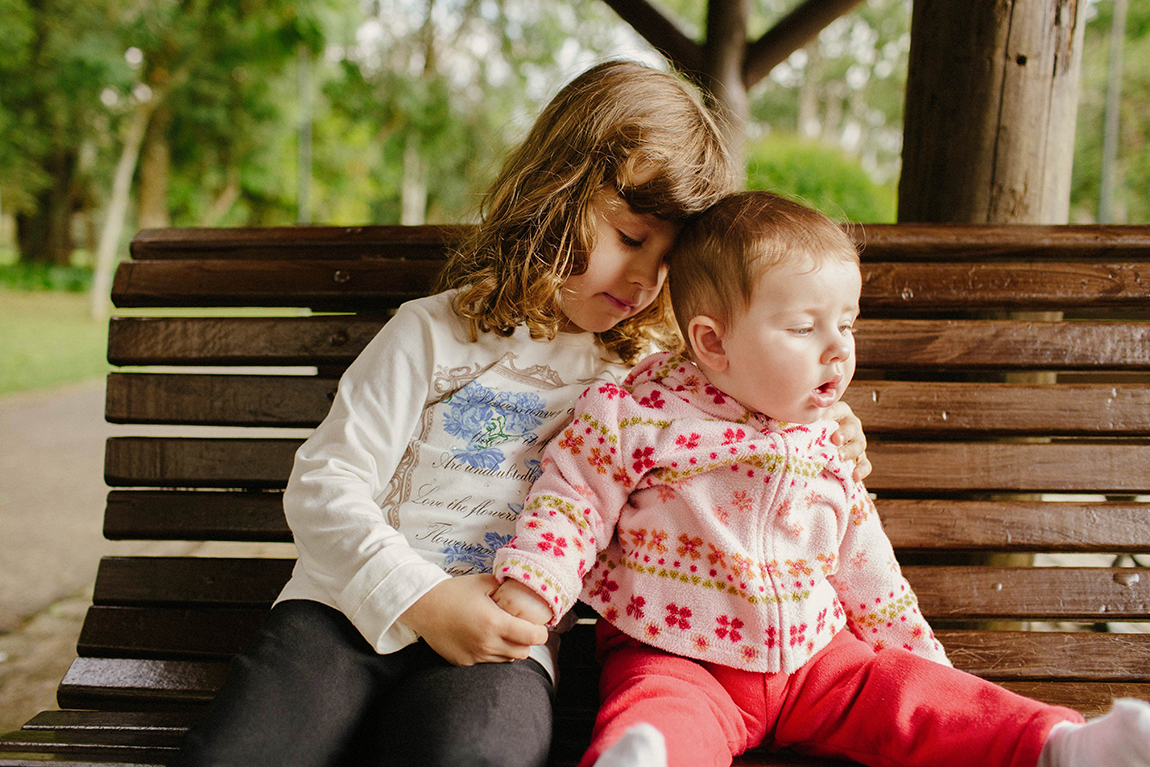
[898,0,1085,224]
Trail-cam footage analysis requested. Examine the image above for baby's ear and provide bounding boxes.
[687,316,729,373]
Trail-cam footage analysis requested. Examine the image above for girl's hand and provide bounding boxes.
[826,400,871,482]
[492,579,553,626]
[400,573,549,666]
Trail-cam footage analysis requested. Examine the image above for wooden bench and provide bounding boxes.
[1,222,1149,766]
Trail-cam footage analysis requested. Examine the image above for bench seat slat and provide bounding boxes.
[107,316,1150,369]
[78,607,267,660]
[103,437,1150,494]
[89,557,1150,621]
[55,656,1149,720]
[105,373,1150,437]
[101,491,1150,552]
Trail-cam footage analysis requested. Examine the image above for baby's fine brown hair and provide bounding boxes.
[437,59,736,365]
[668,191,860,345]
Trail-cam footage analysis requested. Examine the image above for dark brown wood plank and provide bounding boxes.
[52,656,1150,720]
[0,729,183,752]
[860,261,1150,310]
[129,224,465,260]
[90,557,1150,623]
[937,630,1150,681]
[906,566,1150,621]
[105,374,1150,437]
[56,657,225,710]
[112,259,445,310]
[110,258,1150,311]
[103,438,300,489]
[77,607,267,660]
[855,319,1150,371]
[106,316,1150,370]
[91,558,293,608]
[103,436,1150,494]
[104,373,336,428]
[877,499,1150,553]
[844,381,1150,437]
[99,490,1149,552]
[103,491,289,542]
[857,223,1150,261]
[21,711,199,733]
[106,316,384,367]
[866,442,1150,494]
[128,223,1150,263]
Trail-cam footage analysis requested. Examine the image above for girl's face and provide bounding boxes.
[558,190,680,334]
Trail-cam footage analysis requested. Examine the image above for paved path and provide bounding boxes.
[0,380,294,734]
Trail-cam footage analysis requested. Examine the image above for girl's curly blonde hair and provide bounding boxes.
[436,59,736,365]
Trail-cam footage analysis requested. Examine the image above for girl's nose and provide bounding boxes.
[629,254,663,289]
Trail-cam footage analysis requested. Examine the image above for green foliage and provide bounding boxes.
[0,263,93,292]
[1071,0,1150,223]
[746,133,897,223]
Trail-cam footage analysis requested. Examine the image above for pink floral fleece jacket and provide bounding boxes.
[493,351,949,674]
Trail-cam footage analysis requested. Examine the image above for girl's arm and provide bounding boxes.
[826,400,871,481]
[285,299,545,663]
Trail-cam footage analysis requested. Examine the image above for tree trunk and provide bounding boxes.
[898,0,1085,224]
[15,149,78,266]
[137,104,173,230]
[90,98,157,321]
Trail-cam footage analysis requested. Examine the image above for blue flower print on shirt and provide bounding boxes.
[443,382,546,470]
[441,531,516,573]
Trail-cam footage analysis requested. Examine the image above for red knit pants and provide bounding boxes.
[579,623,1083,767]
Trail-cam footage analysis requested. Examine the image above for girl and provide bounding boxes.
[172,60,869,767]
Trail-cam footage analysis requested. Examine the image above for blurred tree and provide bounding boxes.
[0,0,134,266]
[1071,0,1150,223]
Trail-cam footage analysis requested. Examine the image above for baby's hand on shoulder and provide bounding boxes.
[492,579,553,626]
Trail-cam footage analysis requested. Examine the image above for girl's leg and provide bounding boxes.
[770,630,1083,767]
[366,642,554,767]
[578,622,766,767]
[171,600,402,767]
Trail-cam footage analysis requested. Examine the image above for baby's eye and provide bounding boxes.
[839,322,855,335]
[790,327,813,337]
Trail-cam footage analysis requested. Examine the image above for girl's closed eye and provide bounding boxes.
[618,230,644,248]
[790,326,814,337]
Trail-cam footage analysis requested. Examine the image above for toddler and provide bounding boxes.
[493,190,1150,767]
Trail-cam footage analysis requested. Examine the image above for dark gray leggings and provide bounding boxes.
[170,600,555,767]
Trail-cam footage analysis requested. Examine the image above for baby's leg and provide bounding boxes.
[771,630,1082,767]
[1037,698,1150,767]
[580,623,764,767]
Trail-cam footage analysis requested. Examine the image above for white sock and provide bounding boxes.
[1038,698,1150,767]
[593,723,668,767]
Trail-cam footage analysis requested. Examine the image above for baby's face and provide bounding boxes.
[713,255,860,424]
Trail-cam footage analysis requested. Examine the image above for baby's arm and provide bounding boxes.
[492,579,553,625]
[826,400,871,481]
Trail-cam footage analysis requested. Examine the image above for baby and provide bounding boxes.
[492,191,1150,767]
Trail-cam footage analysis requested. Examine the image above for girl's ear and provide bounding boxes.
[687,316,729,372]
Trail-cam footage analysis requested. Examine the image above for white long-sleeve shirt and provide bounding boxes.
[276,290,630,677]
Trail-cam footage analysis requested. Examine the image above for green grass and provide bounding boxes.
[0,290,111,395]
